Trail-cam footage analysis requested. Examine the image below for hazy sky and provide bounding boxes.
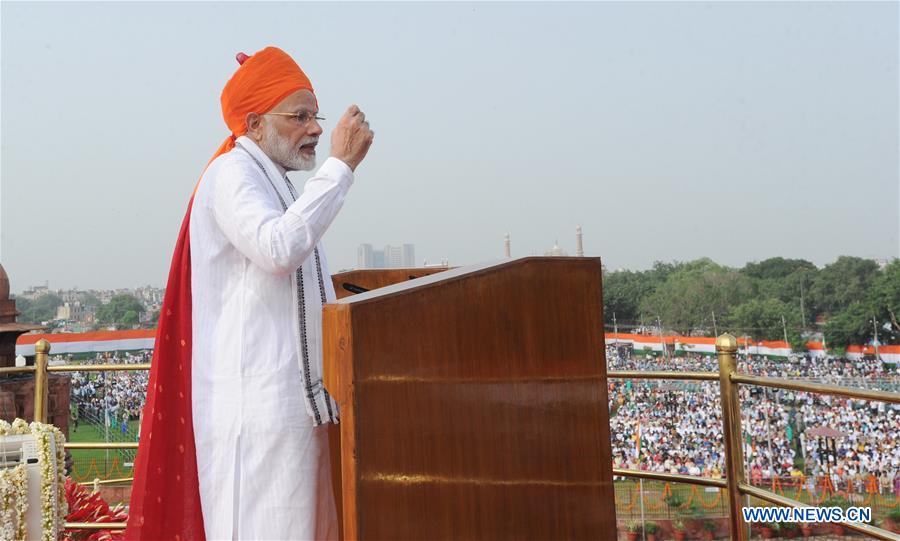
[2,1,898,291]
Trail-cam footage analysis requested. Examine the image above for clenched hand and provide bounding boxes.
[330,105,374,172]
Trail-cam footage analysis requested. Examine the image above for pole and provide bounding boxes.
[34,339,50,424]
[873,317,881,361]
[104,370,109,473]
[781,314,789,346]
[657,316,665,361]
[717,333,747,541]
[763,387,776,485]
[712,311,718,337]
[639,478,646,541]
[105,400,110,472]
[799,281,806,329]
[613,312,619,346]
[638,479,647,541]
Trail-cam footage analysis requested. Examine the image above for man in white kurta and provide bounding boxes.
[186,52,373,539]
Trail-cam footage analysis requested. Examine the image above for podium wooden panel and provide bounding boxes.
[325,257,615,540]
[332,268,449,300]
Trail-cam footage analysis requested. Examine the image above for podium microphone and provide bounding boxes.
[342,282,370,294]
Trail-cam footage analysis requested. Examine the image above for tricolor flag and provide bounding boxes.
[635,421,642,457]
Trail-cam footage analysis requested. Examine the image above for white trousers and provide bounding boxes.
[197,416,338,541]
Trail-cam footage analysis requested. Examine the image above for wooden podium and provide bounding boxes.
[325,258,615,540]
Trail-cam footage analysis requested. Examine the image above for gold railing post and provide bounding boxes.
[34,338,50,424]
[717,333,746,541]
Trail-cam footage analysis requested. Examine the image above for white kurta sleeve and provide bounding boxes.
[212,157,354,275]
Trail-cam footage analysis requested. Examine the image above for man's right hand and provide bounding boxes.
[330,105,374,172]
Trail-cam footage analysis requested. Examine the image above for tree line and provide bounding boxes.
[12,255,899,350]
[14,293,152,330]
[603,256,900,350]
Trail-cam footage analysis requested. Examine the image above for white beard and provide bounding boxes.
[260,122,317,172]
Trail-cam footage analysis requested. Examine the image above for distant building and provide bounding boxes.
[357,243,417,269]
[62,289,81,303]
[357,244,374,269]
[384,245,403,268]
[20,284,50,300]
[576,226,584,257]
[134,285,164,304]
[544,240,568,257]
[506,226,583,259]
[373,250,385,269]
[55,301,84,322]
[402,244,416,267]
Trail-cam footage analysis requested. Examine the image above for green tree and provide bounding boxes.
[742,257,817,281]
[80,292,102,308]
[644,260,684,284]
[824,301,872,349]
[808,256,879,316]
[15,294,63,323]
[121,310,140,327]
[639,259,753,335]
[603,270,655,326]
[726,298,803,343]
[741,258,818,316]
[96,294,145,329]
[13,295,31,316]
[603,261,683,327]
[867,260,900,344]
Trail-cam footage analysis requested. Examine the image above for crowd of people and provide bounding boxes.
[607,346,900,497]
[62,351,150,432]
[59,346,899,497]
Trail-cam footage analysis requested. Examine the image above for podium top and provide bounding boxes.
[334,256,601,306]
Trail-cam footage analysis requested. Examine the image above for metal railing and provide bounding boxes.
[0,339,145,531]
[6,337,900,538]
[608,334,900,541]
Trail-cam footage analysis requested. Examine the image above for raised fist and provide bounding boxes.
[330,105,374,172]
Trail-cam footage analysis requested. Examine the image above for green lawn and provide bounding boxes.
[68,420,139,482]
[614,479,899,521]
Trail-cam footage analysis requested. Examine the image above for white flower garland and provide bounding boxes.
[0,418,68,541]
[0,419,31,540]
[0,462,28,540]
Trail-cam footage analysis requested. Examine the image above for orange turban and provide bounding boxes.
[211,46,316,164]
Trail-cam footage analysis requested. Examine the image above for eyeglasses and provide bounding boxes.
[263,110,325,125]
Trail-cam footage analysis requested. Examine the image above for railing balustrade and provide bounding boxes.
[3,335,896,538]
